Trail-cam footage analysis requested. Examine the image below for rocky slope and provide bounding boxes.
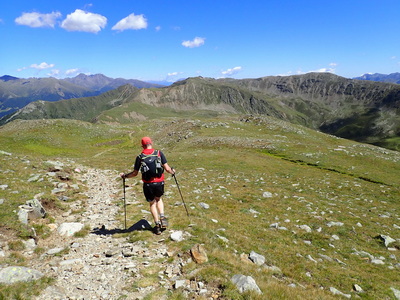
[1,162,221,299]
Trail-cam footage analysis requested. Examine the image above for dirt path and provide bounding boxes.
[32,167,172,300]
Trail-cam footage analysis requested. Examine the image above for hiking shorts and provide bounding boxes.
[143,181,164,202]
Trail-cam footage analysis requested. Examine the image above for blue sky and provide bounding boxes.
[1,1,399,82]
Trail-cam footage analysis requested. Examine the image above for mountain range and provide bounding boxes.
[353,72,400,84]
[0,72,399,151]
[0,74,163,118]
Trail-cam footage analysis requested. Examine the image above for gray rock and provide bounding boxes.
[47,247,65,255]
[0,185,8,190]
[0,150,12,156]
[329,287,351,298]
[199,202,210,209]
[18,205,32,224]
[0,266,43,284]
[249,251,265,266]
[46,160,64,170]
[231,274,262,294]
[174,279,187,289]
[318,254,334,262]
[170,231,184,242]
[28,174,41,182]
[216,234,229,243]
[299,225,312,232]
[262,191,273,198]
[249,209,260,215]
[58,222,84,237]
[353,284,363,293]
[371,259,385,265]
[265,265,282,274]
[327,221,344,227]
[51,188,66,194]
[377,234,396,247]
[391,287,400,300]
[23,239,36,251]
[0,199,4,205]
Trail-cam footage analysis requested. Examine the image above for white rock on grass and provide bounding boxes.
[262,191,273,198]
[378,234,396,247]
[329,287,351,299]
[170,231,184,242]
[58,222,84,237]
[391,287,400,300]
[0,266,43,284]
[231,274,262,294]
[47,247,65,255]
[299,225,312,232]
[199,202,210,209]
[353,284,363,293]
[249,251,265,266]
[327,221,344,227]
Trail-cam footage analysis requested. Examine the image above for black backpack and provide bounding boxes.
[139,150,164,181]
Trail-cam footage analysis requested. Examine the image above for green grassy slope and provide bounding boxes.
[0,115,399,299]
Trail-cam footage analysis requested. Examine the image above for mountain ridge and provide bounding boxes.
[0,74,163,118]
[353,72,400,84]
[1,72,399,151]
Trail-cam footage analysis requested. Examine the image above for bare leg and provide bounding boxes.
[155,197,164,215]
[149,199,160,223]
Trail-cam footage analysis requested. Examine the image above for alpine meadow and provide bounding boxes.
[0,73,399,299]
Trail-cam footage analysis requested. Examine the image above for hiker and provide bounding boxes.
[120,137,175,235]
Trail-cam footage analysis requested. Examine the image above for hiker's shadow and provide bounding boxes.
[91,219,153,235]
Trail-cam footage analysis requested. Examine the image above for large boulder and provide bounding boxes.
[0,266,43,284]
[58,222,84,236]
[231,274,262,294]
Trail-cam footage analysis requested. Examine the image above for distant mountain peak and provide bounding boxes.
[0,75,19,81]
[354,72,400,84]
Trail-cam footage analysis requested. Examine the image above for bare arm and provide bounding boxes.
[120,170,139,179]
[163,163,175,175]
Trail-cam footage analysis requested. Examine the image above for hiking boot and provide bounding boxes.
[160,216,169,228]
[153,224,161,235]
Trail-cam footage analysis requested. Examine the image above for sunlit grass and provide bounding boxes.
[0,115,399,299]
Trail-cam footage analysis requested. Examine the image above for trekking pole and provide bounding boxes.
[123,177,127,230]
[172,171,190,218]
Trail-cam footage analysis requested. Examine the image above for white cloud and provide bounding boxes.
[47,69,60,77]
[15,11,61,28]
[30,62,55,69]
[61,9,107,33]
[66,68,80,75]
[155,26,161,31]
[309,63,337,74]
[313,68,335,73]
[165,72,184,82]
[112,13,147,31]
[221,66,242,76]
[182,37,205,48]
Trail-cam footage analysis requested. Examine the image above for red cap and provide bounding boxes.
[141,136,152,147]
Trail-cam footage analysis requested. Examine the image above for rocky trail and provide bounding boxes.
[26,166,201,300]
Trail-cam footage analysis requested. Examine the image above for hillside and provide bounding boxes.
[0,74,163,119]
[0,116,399,299]
[0,77,97,118]
[2,73,399,151]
